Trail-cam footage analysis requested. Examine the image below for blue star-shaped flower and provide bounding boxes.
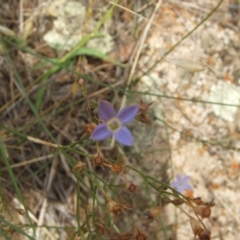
[171,174,192,193]
[90,100,139,146]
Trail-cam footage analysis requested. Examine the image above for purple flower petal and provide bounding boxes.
[98,100,116,122]
[171,182,181,191]
[184,184,192,191]
[113,127,133,146]
[90,123,112,140]
[176,174,182,182]
[117,105,139,125]
[182,176,190,182]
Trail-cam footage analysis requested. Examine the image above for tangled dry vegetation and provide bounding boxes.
[0,0,239,240]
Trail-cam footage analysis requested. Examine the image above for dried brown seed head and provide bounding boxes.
[108,199,122,216]
[138,99,153,115]
[147,205,162,221]
[85,123,96,134]
[109,163,123,173]
[189,216,204,237]
[72,161,86,173]
[127,182,137,193]
[191,197,203,205]
[135,99,153,124]
[199,229,211,240]
[93,149,104,166]
[171,199,185,206]
[135,114,151,124]
[204,200,215,207]
[158,185,168,191]
[193,205,212,219]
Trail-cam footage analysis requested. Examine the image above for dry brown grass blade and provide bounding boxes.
[27,136,60,148]
[120,0,163,109]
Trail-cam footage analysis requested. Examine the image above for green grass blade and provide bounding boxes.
[0,139,36,237]
[69,47,124,67]
[0,215,35,240]
[0,226,11,240]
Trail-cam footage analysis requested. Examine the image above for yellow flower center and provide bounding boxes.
[107,118,121,131]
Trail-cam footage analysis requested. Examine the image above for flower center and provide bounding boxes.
[107,118,121,131]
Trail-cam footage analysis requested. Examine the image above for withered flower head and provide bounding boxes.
[135,99,153,124]
[93,149,105,166]
[205,200,215,207]
[135,114,151,124]
[107,199,122,216]
[81,122,96,136]
[158,185,168,191]
[190,197,203,205]
[170,198,185,206]
[72,161,86,173]
[110,163,123,173]
[146,205,162,221]
[189,216,204,238]
[104,161,124,174]
[193,201,214,219]
[127,182,137,193]
[138,99,153,115]
[199,229,211,240]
